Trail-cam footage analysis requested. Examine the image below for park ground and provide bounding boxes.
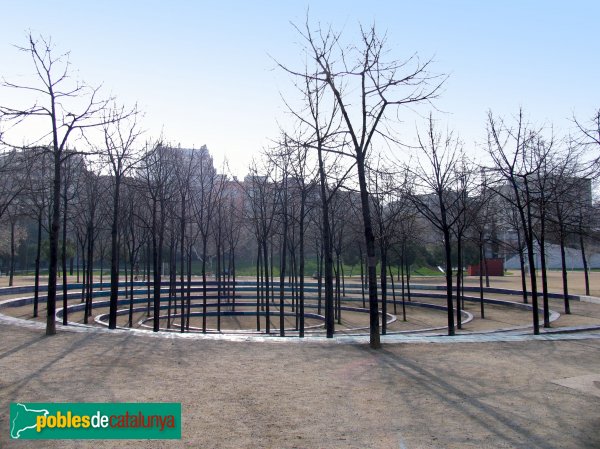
[1,271,600,448]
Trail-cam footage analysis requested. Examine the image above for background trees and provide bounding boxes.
[407,117,462,336]
[0,27,596,343]
[0,34,119,335]
[280,20,444,348]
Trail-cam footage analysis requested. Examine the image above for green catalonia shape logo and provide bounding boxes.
[10,403,50,439]
[9,402,181,440]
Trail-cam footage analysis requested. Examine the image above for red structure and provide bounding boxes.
[467,258,504,276]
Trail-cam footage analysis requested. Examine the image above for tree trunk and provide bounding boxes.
[317,244,323,315]
[231,247,236,312]
[46,147,61,336]
[355,160,380,348]
[61,188,68,325]
[216,242,222,332]
[580,231,590,296]
[80,241,86,312]
[558,228,570,314]
[456,235,462,330]
[299,202,305,338]
[167,239,174,329]
[525,204,540,335]
[262,238,271,334]
[279,235,287,337]
[76,244,80,284]
[380,241,387,335]
[479,238,485,319]
[256,248,261,332]
[401,258,406,322]
[316,144,335,338]
[517,231,528,304]
[146,241,151,315]
[443,229,454,336]
[539,232,550,328]
[9,220,15,287]
[109,177,121,329]
[84,223,94,324]
[152,199,164,333]
[389,265,397,315]
[359,247,365,308]
[180,201,186,333]
[128,249,135,328]
[33,214,43,317]
[335,253,341,325]
[186,246,192,330]
[202,238,208,333]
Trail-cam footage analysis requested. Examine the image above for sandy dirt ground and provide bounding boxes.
[1,272,600,448]
[1,325,600,449]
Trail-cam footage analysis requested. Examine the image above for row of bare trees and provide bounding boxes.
[1,28,598,346]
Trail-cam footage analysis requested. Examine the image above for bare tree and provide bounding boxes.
[190,147,219,332]
[486,109,544,335]
[574,109,600,155]
[22,146,52,316]
[139,142,175,332]
[103,105,142,329]
[243,160,280,334]
[407,116,462,336]
[449,155,478,329]
[0,34,120,335]
[280,20,443,348]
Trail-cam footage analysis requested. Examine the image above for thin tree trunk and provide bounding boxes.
[76,243,80,284]
[80,242,86,313]
[580,231,590,296]
[444,230,454,335]
[524,191,540,335]
[146,241,151,315]
[299,200,305,338]
[380,242,387,335]
[479,238,485,319]
[129,250,135,328]
[166,241,173,329]
[9,220,15,287]
[256,248,261,332]
[359,247,365,308]
[317,245,323,315]
[317,144,334,339]
[46,146,61,336]
[202,238,208,333]
[456,236,462,330]
[406,258,412,303]
[356,160,380,348]
[180,206,186,333]
[279,235,287,337]
[335,253,341,325]
[216,242,222,332]
[517,231,528,304]
[401,258,406,322]
[186,244,192,330]
[152,199,164,333]
[559,231,570,314]
[61,189,68,325]
[540,233,550,328]
[341,260,345,297]
[84,223,94,324]
[389,265,397,315]
[109,177,121,329]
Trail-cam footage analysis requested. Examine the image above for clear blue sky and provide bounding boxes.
[1,1,598,176]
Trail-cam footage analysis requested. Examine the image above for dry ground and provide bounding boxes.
[1,325,600,449]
